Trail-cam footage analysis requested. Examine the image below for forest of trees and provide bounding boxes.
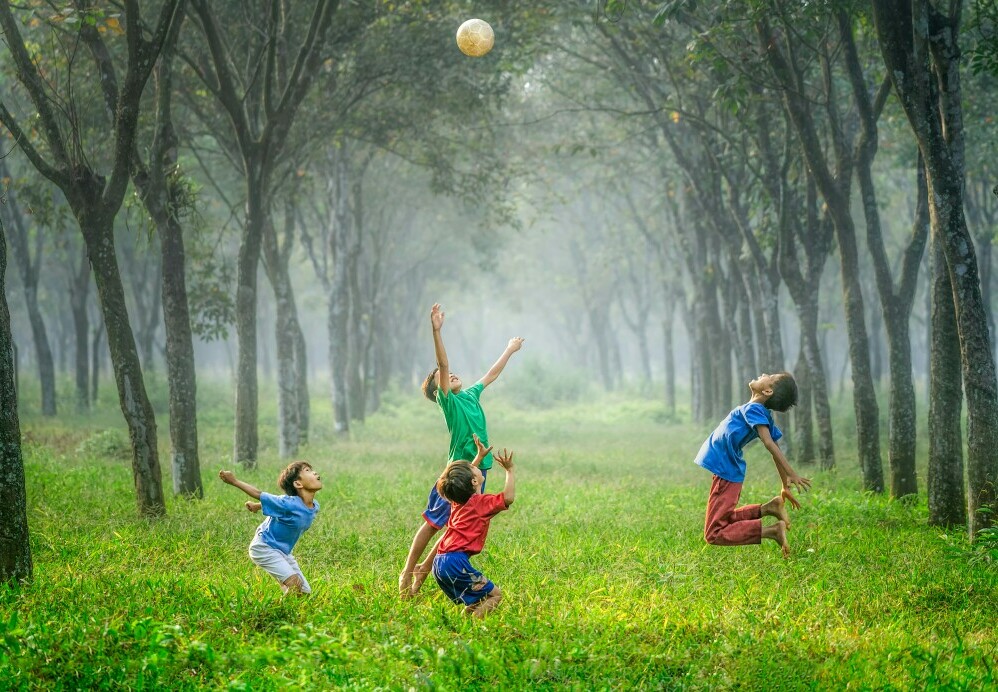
[2,0,997,584]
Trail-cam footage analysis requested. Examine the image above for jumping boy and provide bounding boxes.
[695,372,811,557]
[219,461,322,594]
[398,303,523,598]
[433,438,516,618]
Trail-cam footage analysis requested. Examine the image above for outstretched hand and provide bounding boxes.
[430,303,445,331]
[245,501,261,513]
[786,473,812,495]
[494,448,515,471]
[506,337,524,352]
[471,433,493,467]
[218,470,236,485]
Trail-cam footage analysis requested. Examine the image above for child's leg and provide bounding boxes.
[410,533,442,596]
[282,553,311,595]
[704,476,762,546]
[465,585,502,618]
[399,521,440,596]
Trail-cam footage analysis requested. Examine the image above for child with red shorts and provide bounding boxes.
[695,372,811,557]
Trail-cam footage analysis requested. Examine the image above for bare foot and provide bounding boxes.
[763,495,790,529]
[398,570,414,599]
[410,564,431,596]
[773,520,790,558]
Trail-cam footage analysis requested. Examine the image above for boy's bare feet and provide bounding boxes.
[410,564,431,596]
[398,570,414,599]
[762,495,790,528]
[763,520,790,558]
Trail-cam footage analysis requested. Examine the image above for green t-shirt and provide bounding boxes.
[437,381,493,470]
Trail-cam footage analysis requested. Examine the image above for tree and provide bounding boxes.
[0,0,183,516]
[0,161,56,416]
[0,210,32,584]
[873,0,998,536]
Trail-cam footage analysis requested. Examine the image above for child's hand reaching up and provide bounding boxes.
[430,303,445,331]
[470,433,493,467]
[506,337,524,352]
[494,448,515,471]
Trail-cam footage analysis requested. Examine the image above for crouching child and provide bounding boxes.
[432,437,516,618]
[218,461,322,595]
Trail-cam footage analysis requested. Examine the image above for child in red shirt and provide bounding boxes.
[432,437,516,618]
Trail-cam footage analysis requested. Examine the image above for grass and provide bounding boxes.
[1,376,997,689]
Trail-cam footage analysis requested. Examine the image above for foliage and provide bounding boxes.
[492,358,592,409]
[75,428,131,461]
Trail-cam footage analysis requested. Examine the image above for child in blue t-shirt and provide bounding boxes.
[694,372,811,557]
[219,461,322,594]
[398,303,523,598]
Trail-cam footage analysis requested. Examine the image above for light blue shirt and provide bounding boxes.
[256,492,319,554]
[694,402,783,483]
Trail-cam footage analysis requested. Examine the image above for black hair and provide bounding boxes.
[278,461,312,496]
[422,368,439,402]
[765,372,799,412]
[436,462,476,504]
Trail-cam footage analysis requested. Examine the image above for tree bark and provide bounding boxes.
[928,231,966,526]
[69,247,90,413]
[0,178,56,416]
[91,318,104,404]
[0,216,32,584]
[83,218,166,516]
[327,150,351,434]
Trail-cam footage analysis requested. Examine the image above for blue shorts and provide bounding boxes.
[422,469,487,529]
[432,551,495,606]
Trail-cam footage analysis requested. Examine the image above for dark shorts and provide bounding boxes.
[432,551,495,606]
[422,469,487,529]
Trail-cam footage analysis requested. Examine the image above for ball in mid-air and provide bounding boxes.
[456,18,494,57]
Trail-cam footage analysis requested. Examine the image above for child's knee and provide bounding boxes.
[704,525,722,544]
[488,585,502,603]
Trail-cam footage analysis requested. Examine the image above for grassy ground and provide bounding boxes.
[2,377,997,689]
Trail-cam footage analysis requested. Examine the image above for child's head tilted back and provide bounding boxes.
[278,461,313,496]
[765,372,799,412]
[422,368,439,402]
[437,461,476,504]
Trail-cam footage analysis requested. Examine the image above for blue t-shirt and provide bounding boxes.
[694,402,783,483]
[255,492,319,554]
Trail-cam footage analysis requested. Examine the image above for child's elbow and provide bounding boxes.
[504,495,515,507]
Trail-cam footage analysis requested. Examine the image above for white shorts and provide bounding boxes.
[248,534,311,594]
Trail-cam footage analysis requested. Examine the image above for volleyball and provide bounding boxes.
[456,18,494,58]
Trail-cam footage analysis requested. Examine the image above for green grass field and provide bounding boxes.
[2,377,997,689]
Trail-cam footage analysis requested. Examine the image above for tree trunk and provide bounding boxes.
[928,230,965,526]
[160,209,202,497]
[70,248,90,412]
[793,339,815,465]
[91,318,104,404]
[83,218,165,516]
[662,294,676,415]
[0,218,32,584]
[233,170,266,465]
[2,194,57,417]
[263,235,301,458]
[872,0,998,537]
[294,322,310,446]
[328,152,351,434]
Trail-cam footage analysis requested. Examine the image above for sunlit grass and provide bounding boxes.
[2,377,996,689]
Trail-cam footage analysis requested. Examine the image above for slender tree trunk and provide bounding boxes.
[294,322,310,446]
[0,218,32,584]
[70,249,90,412]
[266,252,301,458]
[928,231,965,526]
[328,152,351,434]
[2,199,56,416]
[234,169,266,465]
[793,339,815,464]
[662,295,676,415]
[91,318,104,404]
[803,314,835,469]
[82,218,165,515]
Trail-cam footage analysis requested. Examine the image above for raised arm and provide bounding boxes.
[494,448,516,506]
[756,426,811,507]
[431,304,451,398]
[218,470,263,500]
[480,337,524,387]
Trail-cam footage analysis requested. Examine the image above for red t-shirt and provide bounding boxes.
[436,492,509,556]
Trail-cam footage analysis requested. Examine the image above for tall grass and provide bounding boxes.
[1,377,996,689]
